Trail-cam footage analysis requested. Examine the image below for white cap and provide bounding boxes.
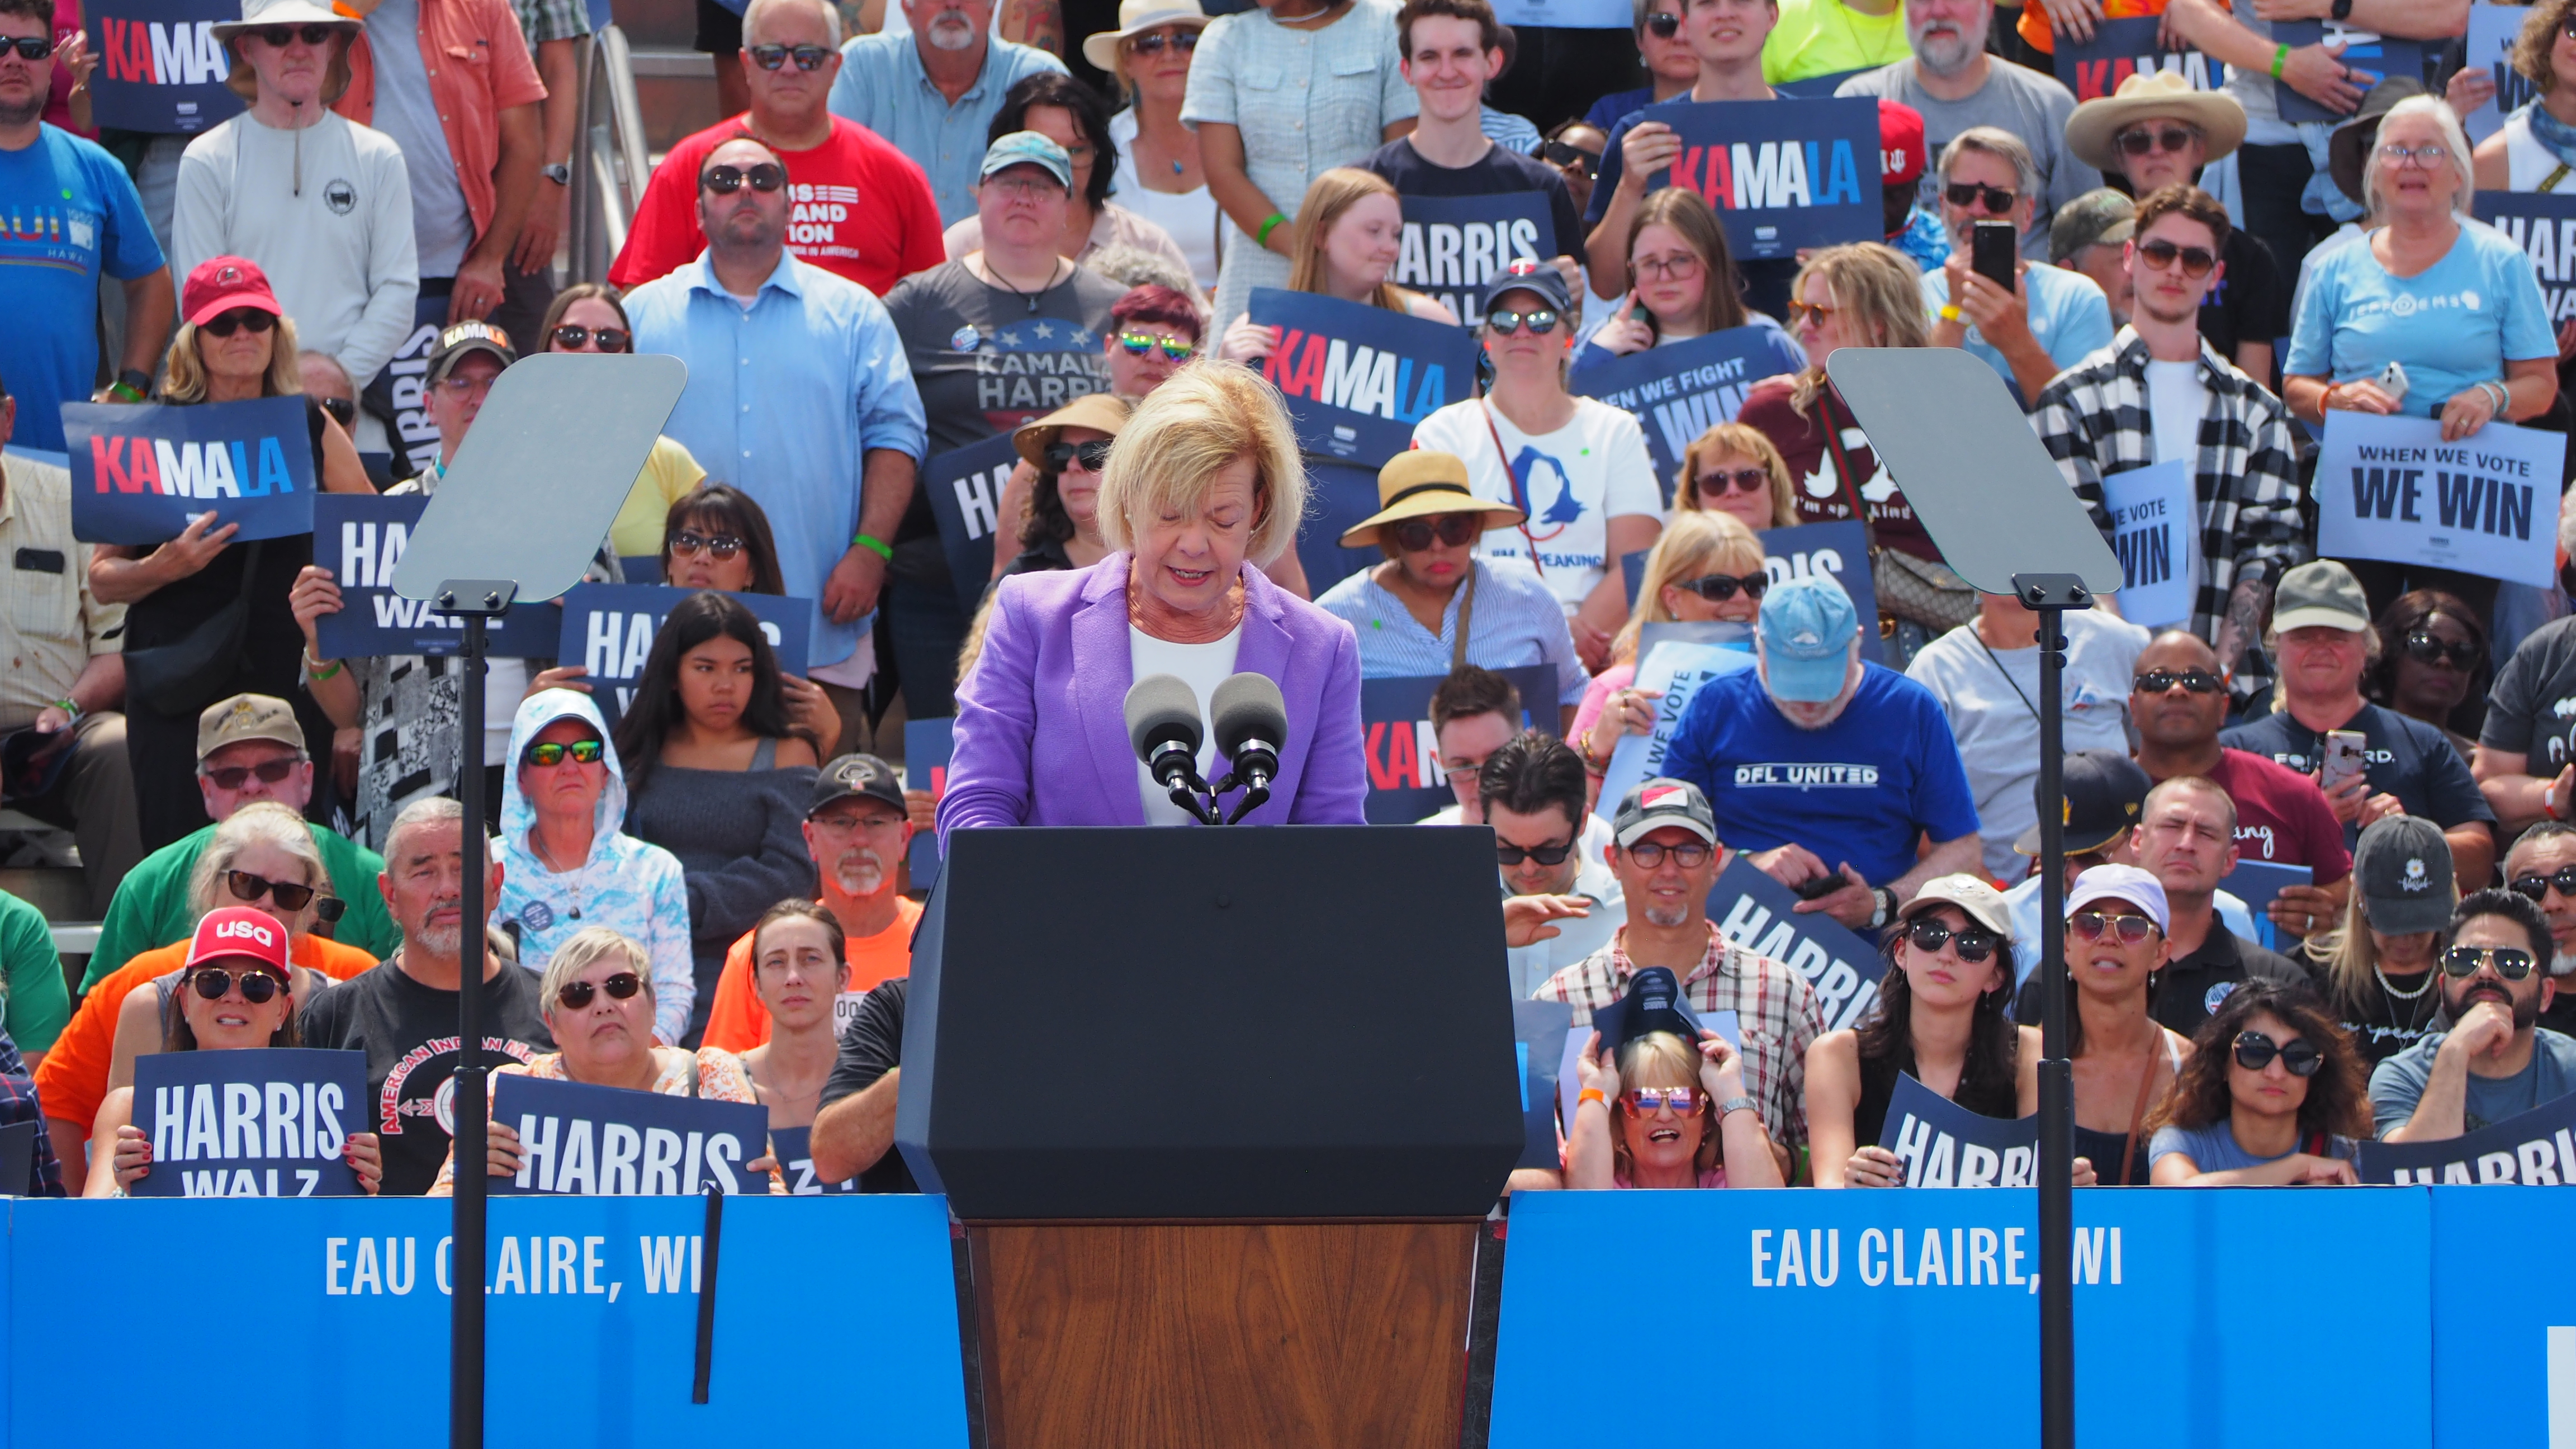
[2064,864,2171,934]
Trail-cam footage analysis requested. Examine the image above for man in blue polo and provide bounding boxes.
[826,0,1066,226]
[1659,574,1982,935]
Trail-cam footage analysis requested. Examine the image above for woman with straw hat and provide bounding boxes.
[1089,0,1221,291]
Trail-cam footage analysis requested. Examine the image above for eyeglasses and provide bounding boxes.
[983,173,1062,200]
[227,870,318,912]
[1904,917,2000,963]
[1541,140,1599,178]
[1694,468,1772,498]
[1644,10,1680,36]
[1119,330,1195,362]
[1127,29,1196,52]
[2441,944,2538,981]
[669,529,745,560]
[2512,866,2576,901]
[0,35,56,60]
[2378,141,2451,168]
[316,396,356,428]
[2134,668,2223,695]
[1785,299,1838,328]
[1624,840,1712,869]
[1673,571,1768,602]
[2401,631,2479,669]
[1944,181,2018,212]
[2070,910,2160,945]
[201,308,277,338]
[1622,1086,1702,1113]
[2232,1031,2324,1077]
[1631,252,1701,281]
[2135,238,2218,278]
[556,971,645,1010]
[252,23,340,45]
[1486,309,1560,335]
[747,42,832,69]
[701,162,786,194]
[1391,513,1482,552]
[548,324,630,352]
[523,738,605,769]
[1044,438,1116,472]
[202,756,302,790]
[191,965,291,1005]
[1495,837,1576,866]
[2564,14,2576,39]
[433,373,495,397]
[2116,125,2199,156]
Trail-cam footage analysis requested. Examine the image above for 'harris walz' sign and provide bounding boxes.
[768,1125,859,1194]
[1358,664,1562,823]
[2312,413,2565,589]
[1250,288,1476,466]
[2474,191,2576,329]
[312,493,562,659]
[131,1048,368,1197]
[1394,193,1556,329]
[1572,325,1783,492]
[921,432,1020,614]
[1876,1071,2038,1187]
[490,1072,769,1195]
[2052,17,2217,102]
[1651,98,1877,261]
[83,0,247,133]
[555,582,817,733]
[2357,1089,2576,1185]
[1708,855,1886,1033]
[65,396,315,544]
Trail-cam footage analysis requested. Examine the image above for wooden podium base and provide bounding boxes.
[963,1219,1481,1449]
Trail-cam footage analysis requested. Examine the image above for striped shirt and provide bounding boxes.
[1314,557,1590,705]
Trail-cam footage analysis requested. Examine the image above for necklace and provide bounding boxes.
[2374,962,2436,1002]
[1974,626,2042,722]
[982,254,1064,312]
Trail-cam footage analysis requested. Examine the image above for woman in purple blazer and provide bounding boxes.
[939,362,1368,843]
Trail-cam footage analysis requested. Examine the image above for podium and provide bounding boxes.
[898,826,1525,1448]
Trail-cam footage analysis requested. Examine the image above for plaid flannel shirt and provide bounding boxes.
[2030,329,2305,697]
[0,1034,65,1196]
[1533,924,1826,1149]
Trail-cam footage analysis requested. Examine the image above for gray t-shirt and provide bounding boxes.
[1836,57,2100,260]
[2147,1120,2361,1173]
[364,0,474,277]
[2368,1026,2576,1137]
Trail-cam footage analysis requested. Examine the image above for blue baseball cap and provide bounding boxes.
[1479,257,1571,315]
[1756,575,1859,703]
[1594,965,1706,1061]
[981,131,1073,188]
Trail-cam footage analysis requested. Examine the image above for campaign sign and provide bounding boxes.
[2463,3,2529,142]
[2473,190,2576,331]
[2271,22,2423,125]
[83,0,247,133]
[1358,663,1562,823]
[1552,1006,1740,1142]
[905,716,954,889]
[921,432,1020,613]
[2053,17,2218,102]
[1394,192,1556,328]
[1651,98,1878,261]
[1296,458,1390,596]
[2218,858,2310,953]
[1707,855,1888,1033]
[2314,413,2565,588]
[364,289,451,477]
[1489,0,1625,28]
[0,1120,35,1196]
[1876,1071,2039,1187]
[489,1072,769,1195]
[1594,640,1755,816]
[2097,459,2197,628]
[1571,325,1785,492]
[556,583,817,733]
[65,396,316,545]
[1761,519,1881,662]
[1772,68,1866,100]
[312,493,562,659]
[1249,288,1478,466]
[1514,1000,1574,1171]
[2356,1090,2576,1185]
[767,1125,859,1194]
[131,1048,368,1198]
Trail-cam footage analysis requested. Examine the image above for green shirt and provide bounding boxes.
[82,822,401,991]
[1761,0,1910,85]
[0,891,72,1054]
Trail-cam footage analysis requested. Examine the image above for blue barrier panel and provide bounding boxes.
[1490,1187,2429,1449]
[7,1195,969,1448]
[2431,1185,2570,1447]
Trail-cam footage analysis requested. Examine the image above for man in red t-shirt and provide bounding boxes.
[609,0,942,296]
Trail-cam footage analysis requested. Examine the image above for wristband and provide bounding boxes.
[49,697,80,724]
[2270,42,2289,79]
[850,532,894,561]
[2482,379,2511,413]
[1938,303,1962,323]
[303,647,342,681]
[1576,1087,1608,1108]
[108,380,146,402]
[1256,211,1288,248]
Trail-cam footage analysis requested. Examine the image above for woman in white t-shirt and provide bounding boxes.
[1412,260,1663,671]
[1092,0,1222,292]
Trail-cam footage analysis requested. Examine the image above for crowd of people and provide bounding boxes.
[6,0,2576,1199]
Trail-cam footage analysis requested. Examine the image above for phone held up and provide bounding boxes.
[1970,220,2018,294]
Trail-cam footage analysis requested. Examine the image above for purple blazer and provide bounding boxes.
[939,553,1367,846]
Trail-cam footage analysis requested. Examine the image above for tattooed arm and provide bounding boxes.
[2213,577,2271,681]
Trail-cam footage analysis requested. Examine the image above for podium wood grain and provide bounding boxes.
[967,1220,1478,1449]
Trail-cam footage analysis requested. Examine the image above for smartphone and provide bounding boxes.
[1794,872,1847,902]
[2320,730,2370,797]
[1970,220,2019,294]
[2377,360,2411,405]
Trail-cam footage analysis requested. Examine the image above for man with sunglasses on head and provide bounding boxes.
[613,0,942,297]
[1918,127,2113,405]
[2033,186,2303,707]
[2373,888,2576,1141]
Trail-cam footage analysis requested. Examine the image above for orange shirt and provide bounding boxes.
[699,896,921,1054]
[36,934,378,1137]
[332,0,548,240]
[2016,0,2167,57]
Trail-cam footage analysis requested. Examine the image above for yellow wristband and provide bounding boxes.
[1938,303,1963,323]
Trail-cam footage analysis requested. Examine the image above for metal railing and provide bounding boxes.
[568,25,655,285]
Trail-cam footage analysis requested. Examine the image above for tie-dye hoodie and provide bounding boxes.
[496,690,695,1044]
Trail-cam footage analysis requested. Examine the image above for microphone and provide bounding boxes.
[1124,674,1216,824]
[1209,671,1287,824]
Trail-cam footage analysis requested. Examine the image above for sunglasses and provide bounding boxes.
[1119,330,1195,362]
[1044,438,1115,472]
[201,307,278,338]
[1541,140,1599,178]
[549,324,631,352]
[1623,1086,1702,1112]
[1391,512,1483,551]
[1785,299,1839,328]
[253,23,340,45]
[2070,910,2160,945]
[202,756,301,791]
[747,42,832,69]
[1673,571,1768,603]
[2136,238,2218,278]
[1944,181,2018,212]
[2134,668,2223,695]
[1694,468,1771,498]
[1904,917,2000,963]
[556,970,645,1010]
[2512,866,2576,901]
[191,965,291,1005]
[701,162,786,194]
[1644,10,1680,35]
[2442,945,2538,981]
[2232,1031,2323,1077]
[227,869,317,912]
[317,396,356,428]
[0,35,56,60]
[2402,631,2479,669]
[669,529,745,560]
[1495,837,1576,866]
[2116,125,2199,156]
[1625,840,1712,869]
[523,738,605,768]
[1486,309,1560,336]
[1128,29,1196,52]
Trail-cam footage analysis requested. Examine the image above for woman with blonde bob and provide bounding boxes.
[1566,512,1767,803]
[940,362,1367,839]
[1673,422,1797,533]
[1219,168,1456,362]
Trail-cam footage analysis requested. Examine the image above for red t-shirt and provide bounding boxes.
[608,114,944,297]
[2205,748,2354,886]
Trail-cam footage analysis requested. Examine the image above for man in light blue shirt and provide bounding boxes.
[624,135,927,690]
[827,0,1068,225]
[1920,125,2112,406]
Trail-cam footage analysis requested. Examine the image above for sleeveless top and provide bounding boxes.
[2072,1030,2189,1186]
[1853,1039,2020,1149]
[2503,108,2570,194]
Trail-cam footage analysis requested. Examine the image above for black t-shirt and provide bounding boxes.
[2198,229,2288,362]
[2220,701,2496,847]
[2147,927,2309,1038]
[1362,136,1587,272]
[2315,960,2445,1069]
[299,956,556,1197]
[2482,614,2576,771]
[816,976,914,1194]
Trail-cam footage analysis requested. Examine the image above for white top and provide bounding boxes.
[1130,622,1242,825]
[2142,359,2204,468]
[1110,107,1222,291]
[2503,107,2571,193]
[1410,397,1663,616]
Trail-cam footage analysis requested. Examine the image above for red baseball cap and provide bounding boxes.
[1879,100,1926,188]
[181,256,283,329]
[185,906,293,974]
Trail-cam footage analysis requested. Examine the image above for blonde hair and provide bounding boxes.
[1675,422,1797,528]
[2304,873,2459,1013]
[1609,1031,1721,1178]
[538,927,655,1019]
[188,801,328,917]
[1783,243,1927,417]
[2363,96,2476,217]
[1095,361,1306,567]
[162,311,305,404]
[1286,168,1420,315]
[1610,510,1764,665]
[1626,188,1747,337]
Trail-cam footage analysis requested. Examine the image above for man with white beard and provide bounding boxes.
[300,797,556,1196]
[827,0,1069,225]
[700,755,923,1052]
[2503,823,2576,1038]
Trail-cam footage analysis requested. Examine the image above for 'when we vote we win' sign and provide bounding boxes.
[2315,414,2565,589]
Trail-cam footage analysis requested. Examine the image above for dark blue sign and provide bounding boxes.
[312,493,562,659]
[1761,520,1879,663]
[921,432,1020,613]
[2053,18,2219,103]
[1357,664,1562,823]
[2474,191,2576,330]
[905,716,953,891]
[1772,67,1865,99]
[2218,858,2311,953]
[1651,97,1878,261]
[1512,999,1574,1172]
[2271,22,2423,125]
[1249,288,1477,466]
[2357,1089,2576,1185]
[1875,1071,2038,1186]
[1295,459,1388,598]
[1707,855,1886,1033]
[131,1048,369,1197]
[64,397,315,545]
[1570,325,1785,490]
[1394,192,1557,328]
[488,1072,769,1195]
[83,0,247,134]
[555,583,817,733]
[363,289,452,479]
[768,1125,860,1194]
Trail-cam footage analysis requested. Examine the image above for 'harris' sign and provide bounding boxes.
[83,0,247,133]
[1394,193,1557,328]
[555,582,817,733]
[921,432,1020,614]
[131,1048,370,1197]
[1651,98,1878,261]
[1249,288,1477,466]
[489,1073,769,1196]
[312,493,563,659]
[64,396,315,544]
[2474,191,2576,329]
[1876,1071,2039,1187]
